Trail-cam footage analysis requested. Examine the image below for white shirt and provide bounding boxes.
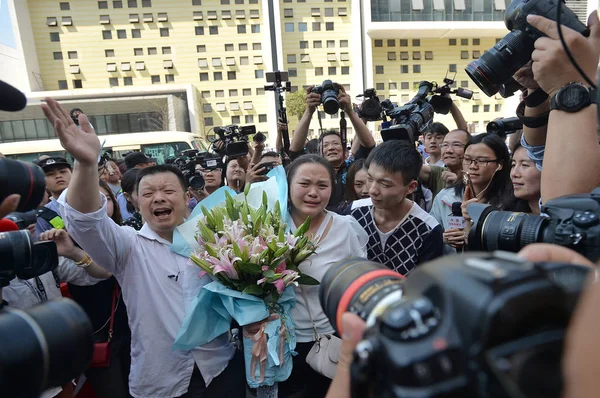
[58,192,235,398]
[424,157,445,167]
[290,211,368,343]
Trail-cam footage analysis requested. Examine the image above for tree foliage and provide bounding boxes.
[285,90,307,121]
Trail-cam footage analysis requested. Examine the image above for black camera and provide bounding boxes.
[257,162,277,176]
[466,0,588,97]
[380,78,472,143]
[253,131,267,144]
[0,298,94,398]
[311,80,341,115]
[5,210,37,230]
[320,253,590,398]
[356,89,383,122]
[486,117,524,137]
[467,188,600,262]
[0,158,47,213]
[212,124,257,158]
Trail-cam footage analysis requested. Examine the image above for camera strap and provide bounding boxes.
[516,100,550,128]
[339,111,347,151]
[22,277,48,302]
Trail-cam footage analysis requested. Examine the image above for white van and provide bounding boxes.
[0,131,209,164]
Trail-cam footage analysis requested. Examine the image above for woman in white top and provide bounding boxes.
[280,154,368,398]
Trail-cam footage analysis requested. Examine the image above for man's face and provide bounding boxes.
[45,166,72,197]
[424,133,445,157]
[108,161,121,183]
[137,172,188,240]
[321,135,344,166]
[367,163,417,210]
[200,167,223,191]
[441,131,468,170]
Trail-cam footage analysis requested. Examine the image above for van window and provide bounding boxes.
[6,151,68,163]
[141,141,193,164]
[192,140,208,151]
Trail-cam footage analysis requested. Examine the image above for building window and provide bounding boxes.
[212,57,222,67]
[400,39,408,46]
[46,17,58,26]
[287,54,297,63]
[50,32,61,42]
[325,7,334,16]
[245,115,254,123]
[225,43,234,51]
[327,40,335,48]
[197,45,206,52]
[461,38,469,45]
[214,72,223,80]
[216,90,225,97]
[472,105,479,112]
[60,2,71,10]
[312,22,321,31]
[254,70,263,78]
[192,0,202,4]
[105,49,115,57]
[195,26,204,35]
[284,23,294,32]
[238,25,247,33]
[412,39,420,46]
[209,26,218,34]
[231,115,240,124]
[128,0,137,7]
[326,22,334,30]
[338,7,348,15]
[375,65,384,74]
[315,67,323,76]
[53,52,63,60]
[239,43,248,51]
[449,38,456,45]
[228,71,237,80]
[243,88,251,96]
[495,104,502,112]
[102,31,112,40]
[131,29,141,38]
[124,76,133,86]
[259,114,267,123]
[413,65,421,73]
[340,40,348,47]
[221,0,230,3]
[300,41,309,49]
[201,91,210,98]
[288,68,297,77]
[148,47,157,55]
[328,66,336,75]
[449,64,457,72]
[132,48,143,56]
[160,28,169,37]
[341,66,349,75]
[374,40,383,47]
[401,82,409,89]
[461,51,469,59]
[98,1,108,9]
[135,61,145,70]
[58,80,68,90]
[253,43,261,50]
[313,40,322,48]
[473,38,480,45]
[157,12,168,22]
[401,65,409,73]
[389,82,397,90]
[204,117,214,126]
[142,0,152,6]
[240,56,249,64]
[387,52,397,61]
[376,83,384,90]
[150,75,160,84]
[199,72,209,81]
[109,77,119,87]
[413,51,421,60]
[68,51,78,59]
[113,1,123,8]
[473,51,481,59]
[461,80,469,87]
[298,22,307,32]
[162,46,171,54]
[165,74,174,83]
[229,89,238,96]
[284,8,293,17]
[301,54,310,62]
[116,29,126,39]
[484,104,490,112]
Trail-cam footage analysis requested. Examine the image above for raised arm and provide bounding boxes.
[450,101,468,132]
[289,86,320,153]
[338,86,376,149]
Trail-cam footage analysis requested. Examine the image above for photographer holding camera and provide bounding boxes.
[289,84,376,209]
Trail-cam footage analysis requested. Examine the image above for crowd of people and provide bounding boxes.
[0,10,599,398]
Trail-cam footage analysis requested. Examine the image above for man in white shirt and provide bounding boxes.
[42,98,244,398]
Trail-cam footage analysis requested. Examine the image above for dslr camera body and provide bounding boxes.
[468,187,600,262]
[466,0,588,96]
[311,79,341,115]
[212,124,257,158]
[320,253,590,398]
[356,88,383,122]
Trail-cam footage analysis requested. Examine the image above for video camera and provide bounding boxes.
[486,117,524,137]
[356,88,382,122]
[171,149,225,191]
[211,124,257,158]
[466,0,588,97]
[320,252,590,397]
[311,79,341,115]
[380,77,473,143]
[467,188,600,262]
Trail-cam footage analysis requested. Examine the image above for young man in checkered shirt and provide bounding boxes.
[351,140,444,275]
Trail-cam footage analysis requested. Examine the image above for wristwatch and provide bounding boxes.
[550,82,597,113]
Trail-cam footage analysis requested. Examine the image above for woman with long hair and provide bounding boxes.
[510,142,542,214]
[120,168,143,230]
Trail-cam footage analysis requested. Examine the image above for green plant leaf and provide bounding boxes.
[244,181,251,196]
[294,216,311,237]
[198,221,216,244]
[237,261,263,275]
[190,255,213,274]
[263,269,275,278]
[242,284,265,296]
[205,244,219,258]
[297,274,320,285]
[274,245,288,258]
[262,191,268,209]
[232,241,243,259]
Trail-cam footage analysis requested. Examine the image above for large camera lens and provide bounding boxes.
[0,298,93,398]
[0,230,59,285]
[319,258,404,333]
[0,158,46,212]
[321,89,340,115]
[465,30,535,97]
[467,203,550,252]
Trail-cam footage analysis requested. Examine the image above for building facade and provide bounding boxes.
[0,0,595,146]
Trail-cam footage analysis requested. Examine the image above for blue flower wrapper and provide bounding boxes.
[173,281,296,387]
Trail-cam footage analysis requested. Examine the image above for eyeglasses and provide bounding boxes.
[462,157,498,167]
[440,142,465,150]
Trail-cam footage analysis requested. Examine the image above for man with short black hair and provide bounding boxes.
[351,141,443,275]
[124,151,153,170]
[42,99,245,398]
[34,156,72,239]
[423,122,449,166]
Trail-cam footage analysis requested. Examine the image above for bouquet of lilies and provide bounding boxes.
[190,188,318,304]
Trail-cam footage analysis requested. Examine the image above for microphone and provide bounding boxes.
[0,218,20,232]
[447,202,466,230]
[0,80,27,112]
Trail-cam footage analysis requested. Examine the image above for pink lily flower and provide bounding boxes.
[207,253,240,279]
[275,261,287,274]
[274,279,285,294]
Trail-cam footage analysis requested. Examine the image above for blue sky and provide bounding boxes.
[0,0,17,48]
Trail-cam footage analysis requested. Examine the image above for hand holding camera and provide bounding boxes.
[305,85,322,114]
[529,12,600,98]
